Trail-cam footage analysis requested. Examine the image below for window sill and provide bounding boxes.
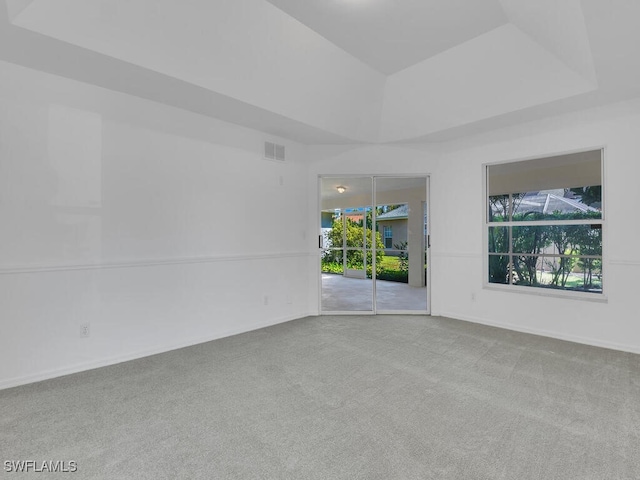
[482,283,608,303]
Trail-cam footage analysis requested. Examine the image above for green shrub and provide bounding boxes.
[377,269,408,283]
[321,262,343,274]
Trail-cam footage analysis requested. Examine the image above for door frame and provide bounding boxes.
[318,174,431,315]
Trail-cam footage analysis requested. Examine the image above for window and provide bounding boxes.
[486,149,603,294]
[383,226,393,249]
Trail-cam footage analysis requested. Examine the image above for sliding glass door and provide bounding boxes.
[320,176,429,314]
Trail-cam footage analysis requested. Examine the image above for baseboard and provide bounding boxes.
[439,311,640,355]
[0,312,313,391]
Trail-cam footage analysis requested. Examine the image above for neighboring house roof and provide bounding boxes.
[377,204,409,220]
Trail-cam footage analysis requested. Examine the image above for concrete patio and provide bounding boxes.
[321,273,428,312]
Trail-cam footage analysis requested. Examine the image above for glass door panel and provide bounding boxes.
[374,177,428,312]
[320,177,373,313]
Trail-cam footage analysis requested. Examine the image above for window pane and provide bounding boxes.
[574,258,603,292]
[546,224,602,256]
[512,189,602,221]
[512,225,602,256]
[512,255,602,293]
[488,227,509,253]
[324,211,344,248]
[346,249,366,271]
[512,255,544,286]
[321,249,343,274]
[488,255,510,284]
[488,194,510,222]
[511,225,549,256]
[512,192,545,218]
[345,213,365,248]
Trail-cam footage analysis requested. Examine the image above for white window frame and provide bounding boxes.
[482,147,607,302]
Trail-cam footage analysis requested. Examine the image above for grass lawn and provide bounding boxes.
[378,256,401,269]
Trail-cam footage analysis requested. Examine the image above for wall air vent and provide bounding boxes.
[264,141,285,162]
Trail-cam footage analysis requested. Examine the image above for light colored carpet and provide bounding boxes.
[1,315,639,479]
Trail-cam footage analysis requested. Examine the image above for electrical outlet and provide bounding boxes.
[286,294,293,305]
[80,322,90,338]
[263,295,269,306]
[471,293,476,301]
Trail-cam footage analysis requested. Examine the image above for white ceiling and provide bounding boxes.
[2,0,640,145]
[264,0,507,74]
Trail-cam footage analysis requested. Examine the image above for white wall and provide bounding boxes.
[0,60,312,389]
[309,99,640,353]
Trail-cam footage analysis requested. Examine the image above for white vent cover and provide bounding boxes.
[264,141,285,162]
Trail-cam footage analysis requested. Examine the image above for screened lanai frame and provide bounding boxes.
[318,174,431,315]
[482,146,608,301]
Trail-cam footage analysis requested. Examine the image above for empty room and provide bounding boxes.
[1,0,639,478]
